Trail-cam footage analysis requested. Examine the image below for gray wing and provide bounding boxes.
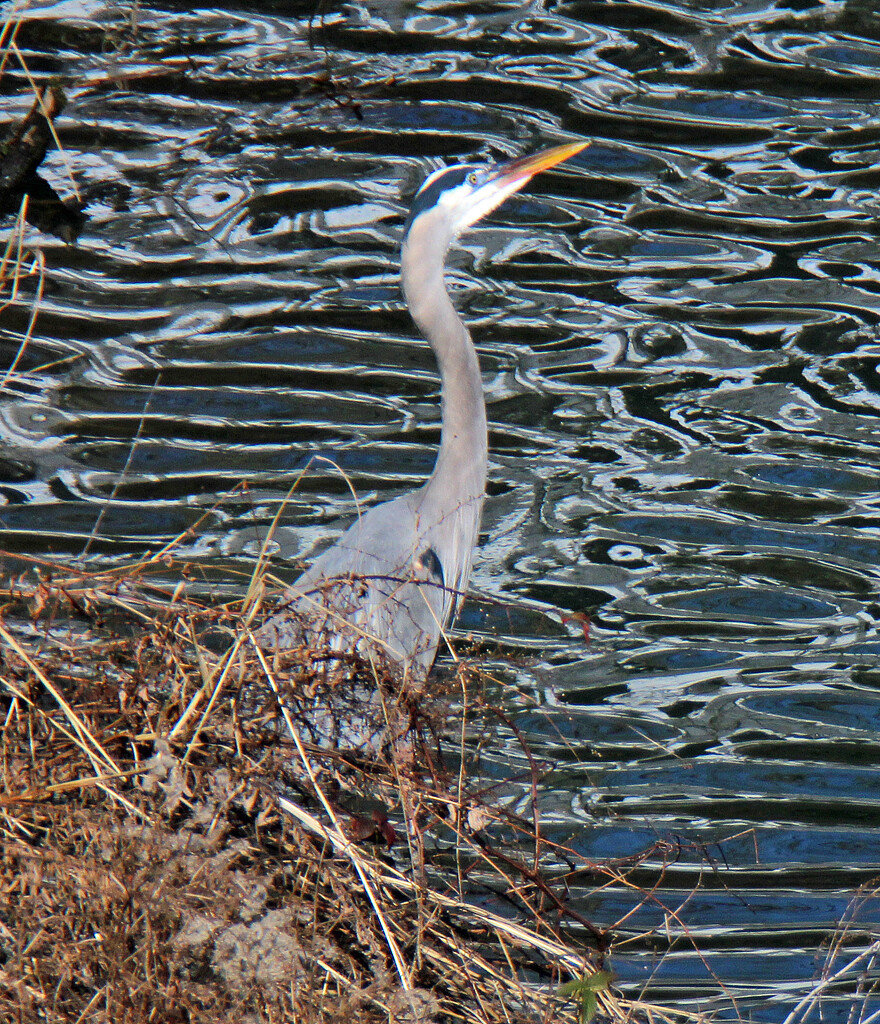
[259,492,457,680]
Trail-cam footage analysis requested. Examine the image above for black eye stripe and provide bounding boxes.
[404,166,478,237]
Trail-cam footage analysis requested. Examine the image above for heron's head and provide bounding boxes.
[403,141,587,247]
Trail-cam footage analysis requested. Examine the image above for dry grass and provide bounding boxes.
[0,556,721,1024]
[781,881,880,1024]
[0,7,58,389]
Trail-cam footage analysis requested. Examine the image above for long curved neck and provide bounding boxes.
[401,223,488,509]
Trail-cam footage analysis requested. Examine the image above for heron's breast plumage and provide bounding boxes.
[259,486,482,679]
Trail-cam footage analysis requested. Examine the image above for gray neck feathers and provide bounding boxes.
[400,215,488,509]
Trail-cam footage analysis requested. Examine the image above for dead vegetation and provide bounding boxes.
[0,11,54,388]
[0,555,721,1024]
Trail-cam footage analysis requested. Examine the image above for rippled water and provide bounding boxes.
[5,0,880,1019]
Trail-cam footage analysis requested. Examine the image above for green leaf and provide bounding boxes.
[556,979,582,998]
[556,968,612,1024]
[582,969,612,992]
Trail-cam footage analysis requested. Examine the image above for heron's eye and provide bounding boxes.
[467,171,479,186]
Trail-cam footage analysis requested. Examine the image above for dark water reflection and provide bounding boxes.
[4,0,880,1018]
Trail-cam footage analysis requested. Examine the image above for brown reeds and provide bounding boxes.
[0,556,716,1024]
[0,5,70,390]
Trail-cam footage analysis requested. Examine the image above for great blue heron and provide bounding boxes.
[260,142,587,680]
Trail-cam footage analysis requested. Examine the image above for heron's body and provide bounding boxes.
[260,142,585,680]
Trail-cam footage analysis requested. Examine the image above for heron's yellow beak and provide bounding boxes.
[491,141,589,191]
[456,140,587,232]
